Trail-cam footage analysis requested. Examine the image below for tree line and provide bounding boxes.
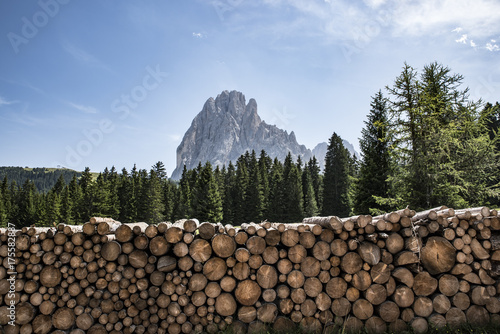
[0,61,498,228]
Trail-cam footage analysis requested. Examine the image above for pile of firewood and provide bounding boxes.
[0,206,499,334]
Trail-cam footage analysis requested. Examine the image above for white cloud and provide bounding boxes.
[456,34,468,44]
[451,27,463,33]
[486,43,499,51]
[390,0,500,38]
[63,43,112,72]
[470,40,477,48]
[69,102,98,114]
[0,96,17,106]
[192,32,206,38]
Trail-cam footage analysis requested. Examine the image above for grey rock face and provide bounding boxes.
[171,90,356,180]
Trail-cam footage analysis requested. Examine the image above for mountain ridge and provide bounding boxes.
[171,90,357,180]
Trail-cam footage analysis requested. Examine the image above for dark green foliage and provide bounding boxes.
[0,167,82,193]
[354,91,392,215]
[282,153,304,222]
[191,162,223,223]
[322,132,352,217]
[385,62,499,210]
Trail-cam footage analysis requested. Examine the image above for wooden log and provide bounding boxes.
[432,294,451,314]
[385,233,404,254]
[257,303,278,323]
[413,271,438,296]
[438,274,459,297]
[393,285,414,308]
[365,284,387,306]
[301,216,342,230]
[281,229,299,247]
[365,316,387,334]
[352,270,372,291]
[340,252,363,274]
[446,307,466,328]
[330,239,348,257]
[413,296,433,317]
[466,305,490,326]
[352,298,373,320]
[262,246,279,265]
[410,317,428,334]
[370,262,391,284]
[189,239,212,263]
[198,223,216,240]
[100,241,121,262]
[358,242,381,265]
[203,257,227,281]
[212,234,236,258]
[235,280,261,306]
[421,236,456,275]
[245,236,266,255]
[53,307,76,330]
[215,293,237,316]
[378,301,400,323]
[256,265,278,289]
[326,277,347,299]
[392,267,414,288]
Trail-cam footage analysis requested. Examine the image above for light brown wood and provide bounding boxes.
[421,236,456,274]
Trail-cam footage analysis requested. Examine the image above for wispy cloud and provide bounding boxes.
[486,42,499,52]
[0,96,18,107]
[456,34,468,44]
[192,32,206,39]
[63,43,112,72]
[68,102,98,114]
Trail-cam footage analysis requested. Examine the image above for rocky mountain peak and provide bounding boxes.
[170,90,357,180]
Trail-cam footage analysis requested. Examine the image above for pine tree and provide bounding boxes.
[222,162,237,224]
[268,159,285,222]
[60,185,74,225]
[386,62,497,209]
[192,163,223,222]
[233,157,249,224]
[322,133,351,217]
[17,179,37,227]
[176,165,193,219]
[307,157,322,210]
[142,168,165,224]
[78,167,94,221]
[354,91,392,215]
[258,150,271,217]
[302,167,319,217]
[245,151,264,222]
[282,153,304,223]
[68,175,82,224]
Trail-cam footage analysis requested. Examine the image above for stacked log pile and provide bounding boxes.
[1,207,500,334]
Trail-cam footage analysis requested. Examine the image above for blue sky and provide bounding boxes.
[1,0,499,176]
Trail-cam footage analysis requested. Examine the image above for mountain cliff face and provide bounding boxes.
[171,90,355,180]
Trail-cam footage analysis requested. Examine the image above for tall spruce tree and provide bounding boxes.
[282,153,303,223]
[192,162,223,222]
[222,162,237,224]
[354,91,391,215]
[322,132,351,217]
[302,167,319,217]
[268,158,285,222]
[245,151,264,222]
[386,62,497,209]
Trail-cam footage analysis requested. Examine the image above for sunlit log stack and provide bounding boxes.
[1,206,500,334]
